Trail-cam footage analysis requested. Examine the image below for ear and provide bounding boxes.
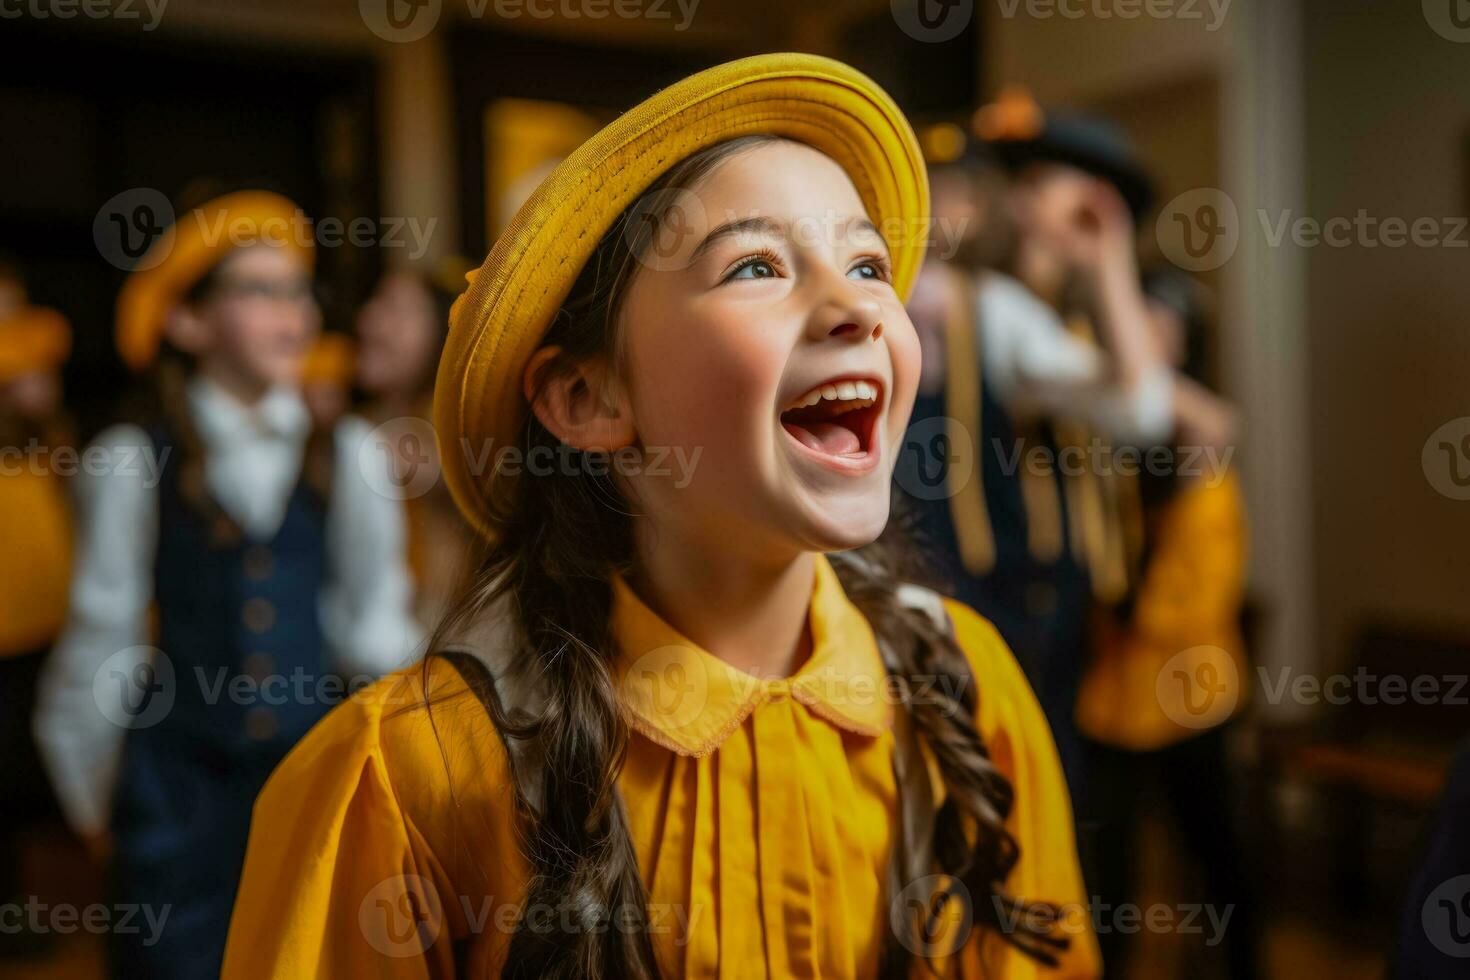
[162,302,211,356]
[523,345,636,451]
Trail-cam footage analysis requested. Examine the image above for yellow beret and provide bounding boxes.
[114,190,314,371]
[434,53,931,539]
[301,332,356,387]
[0,307,71,383]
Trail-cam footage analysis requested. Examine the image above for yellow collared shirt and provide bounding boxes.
[222,555,1099,978]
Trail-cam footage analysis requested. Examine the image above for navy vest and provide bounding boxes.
[895,384,1092,792]
[145,422,333,759]
[107,423,337,979]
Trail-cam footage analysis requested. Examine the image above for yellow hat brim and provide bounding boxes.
[114,190,314,371]
[435,52,930,539]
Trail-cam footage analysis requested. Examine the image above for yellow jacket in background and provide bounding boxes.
[1075,473,1249,751]
[0,456,72,656]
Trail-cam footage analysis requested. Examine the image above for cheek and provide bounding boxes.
[884,309,923,427]
[627,308,786,452]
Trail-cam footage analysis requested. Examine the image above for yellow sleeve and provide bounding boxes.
[0,468,72,656]
[944,599,1102,980]
[221,668,465,979]
[1129,475,1247,645]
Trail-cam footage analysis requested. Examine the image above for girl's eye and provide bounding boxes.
[849,259,889,282]
[727,257,779,281]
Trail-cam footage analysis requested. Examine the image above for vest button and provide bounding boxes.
[243,652,276,682]
[243,598,276,634]
[243,546,275,582]
[245,706,278,742]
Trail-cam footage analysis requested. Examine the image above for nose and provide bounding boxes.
[804,267,885,344]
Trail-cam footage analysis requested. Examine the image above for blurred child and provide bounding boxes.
[354,262,471,624]
[1074,267,1258,977]
[0,262,72,955]
[906,89,1176,799]
[299,331,355,428]
[33,190,421,979]
[224,55,1100,977]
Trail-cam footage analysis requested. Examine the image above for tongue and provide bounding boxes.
[786,420,861,456]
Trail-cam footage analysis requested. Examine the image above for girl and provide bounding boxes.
[33,190,421,979]
[355,264,471,625]
[0,271,72,955]
[223,55,1098,978]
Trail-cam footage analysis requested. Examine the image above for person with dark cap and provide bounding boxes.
[1074,266,1259,977]
[898,87,1175,804]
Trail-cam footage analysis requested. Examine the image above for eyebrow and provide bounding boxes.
[688,216,788,264]
[686,214,888,265]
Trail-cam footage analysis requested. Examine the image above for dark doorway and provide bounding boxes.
[0,20,381,439]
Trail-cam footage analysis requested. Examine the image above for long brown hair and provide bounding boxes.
[426,136,1067,978]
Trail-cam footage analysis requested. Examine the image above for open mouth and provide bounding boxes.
[779,377,883,465]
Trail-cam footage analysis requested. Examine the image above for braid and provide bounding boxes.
[426,411,661,978]
[831,543,1068,972]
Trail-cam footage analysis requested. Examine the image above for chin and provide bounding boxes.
[791,493,891,553]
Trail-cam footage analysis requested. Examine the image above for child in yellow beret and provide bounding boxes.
[0,261,73,661]
[0,259,74,953]
[225,56,1099,979]
[354,263,473,626]
[31,192,422,979]
[299,330,357,428]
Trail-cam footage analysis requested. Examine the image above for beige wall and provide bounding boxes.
[1301,0,1470,663]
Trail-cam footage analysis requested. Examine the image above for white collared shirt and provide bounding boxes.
[34,376,426,836]
[977,271,1175,443]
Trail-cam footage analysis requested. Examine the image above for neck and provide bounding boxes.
[198,357,272,407]
[630,527,816,680]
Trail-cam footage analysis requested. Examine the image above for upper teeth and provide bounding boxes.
[786,379,879,410]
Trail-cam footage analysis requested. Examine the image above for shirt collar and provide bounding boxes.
[611,554,892,758]
[188,374,311,447]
